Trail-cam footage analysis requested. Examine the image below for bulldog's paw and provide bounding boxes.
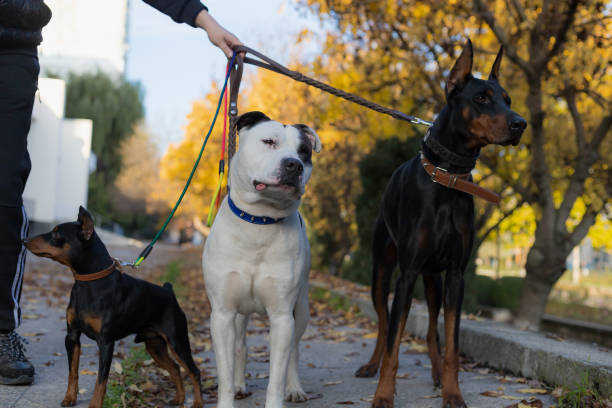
[442,394,467,408]
[355,363,378,378]
[234,389,252,400]
[285,387,308,403]
[371,395,394,408]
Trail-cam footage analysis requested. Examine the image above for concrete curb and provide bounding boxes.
[311,280,612,396]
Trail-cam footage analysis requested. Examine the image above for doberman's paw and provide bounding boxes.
[372,395,394,408]
[432,374,441,388]
[355,363,378,378]
[61,397,77,407]
[442,395,467,408]
[286,388,308,403]
[191,401,204,408]
[169,398,182,406]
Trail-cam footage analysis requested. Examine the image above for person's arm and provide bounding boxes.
[141,0,242,58]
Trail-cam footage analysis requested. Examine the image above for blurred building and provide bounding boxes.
[24,1,130,228]
[23,78,93,228]
[39,0,129,76]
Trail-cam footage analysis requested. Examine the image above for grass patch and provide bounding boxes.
[157,259,184,298]
[103,346,149,408]
[545,298,612,326]
[556,369,612,407]
[309,286,354,312]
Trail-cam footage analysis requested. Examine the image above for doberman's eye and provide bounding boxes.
[473,94,490,105]
[504,95,512,106]
[262,139,276,147]
[51,232,64,246]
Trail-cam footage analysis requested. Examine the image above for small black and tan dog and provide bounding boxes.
[25,207,203,408]
[355,40,526,408]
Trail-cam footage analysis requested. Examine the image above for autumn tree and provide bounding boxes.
[63,71,144,220]
[113,123,165,237]
[299,0,611,329]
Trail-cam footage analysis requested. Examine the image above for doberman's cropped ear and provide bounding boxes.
[236,111,271,132]
[294,124,322,153]
[488,46,503,82]
[446,39,473,99]
[77,206,94,241]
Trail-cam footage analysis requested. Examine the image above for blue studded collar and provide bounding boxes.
[227,195,285,225]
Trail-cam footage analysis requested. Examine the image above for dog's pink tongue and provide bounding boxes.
[255,183,267,191]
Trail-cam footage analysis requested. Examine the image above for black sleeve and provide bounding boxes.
[141,0,208,27]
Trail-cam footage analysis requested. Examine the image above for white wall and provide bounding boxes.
[55,120,93,221]
[23,78,93,224]
[23,79,64,223]
[39,0,129,76]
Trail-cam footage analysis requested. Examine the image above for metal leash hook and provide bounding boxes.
[227,52,244,172]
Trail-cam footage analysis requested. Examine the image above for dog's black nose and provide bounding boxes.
[510,117,527,132]
[281,158,304,176]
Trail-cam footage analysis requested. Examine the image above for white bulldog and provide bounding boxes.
[202,111,321,408]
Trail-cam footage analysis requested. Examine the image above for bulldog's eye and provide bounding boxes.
[262,139,276,147]
[473,94,490,105]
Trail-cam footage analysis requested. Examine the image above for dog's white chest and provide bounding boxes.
[202,205,309,316]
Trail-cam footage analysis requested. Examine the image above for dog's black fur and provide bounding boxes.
[25,207,203,408]
[355,40,526,408]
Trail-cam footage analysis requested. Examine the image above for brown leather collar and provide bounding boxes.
[420,153,500,204]
[73,259,120,282]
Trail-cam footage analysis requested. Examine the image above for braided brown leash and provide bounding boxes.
[226,46,432,170]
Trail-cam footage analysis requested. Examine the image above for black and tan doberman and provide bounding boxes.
[355,40,527,408]
[25,206,203,408]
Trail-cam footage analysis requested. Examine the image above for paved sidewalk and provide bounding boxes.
[1,248,556,407]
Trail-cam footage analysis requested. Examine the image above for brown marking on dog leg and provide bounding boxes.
[61,343,81,407]
[423,275,443,388]
[442,308,465,408]
[372,308,409,408]
[66,308,76,326]
[144,336,185,406]
[88,378,108,408]
[356,243,396,378]
[84,316,102,333]
[167,345,203,408]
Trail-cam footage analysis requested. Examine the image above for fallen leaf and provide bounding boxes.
[481,391,504,397]
[78,388,87,395]
[501,395,523,400]
[362,332,378,339]
[551,387,564,398]
[324,380,343,386]
[23,332,45,337]
[113,361,123,375]
[80,369,96,376]
[517,388,548,394]
[336,401,355,405]
[423,394,442,399]
[128,384,142,393]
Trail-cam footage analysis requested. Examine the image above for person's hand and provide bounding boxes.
[196,10,242,58]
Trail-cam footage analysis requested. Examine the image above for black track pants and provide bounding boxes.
[0,49,38,332]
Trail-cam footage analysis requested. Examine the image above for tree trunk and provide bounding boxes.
[514,267,555,331]
[514,242,566,330]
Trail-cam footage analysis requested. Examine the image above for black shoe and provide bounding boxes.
[0,331,34,385]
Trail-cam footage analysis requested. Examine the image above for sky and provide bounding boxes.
[125,0,328,150]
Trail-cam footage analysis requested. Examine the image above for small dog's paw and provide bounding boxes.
[60,397,77,407]
[371,395,394,408]
[355,363,378,378]
[285,388,308,403]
